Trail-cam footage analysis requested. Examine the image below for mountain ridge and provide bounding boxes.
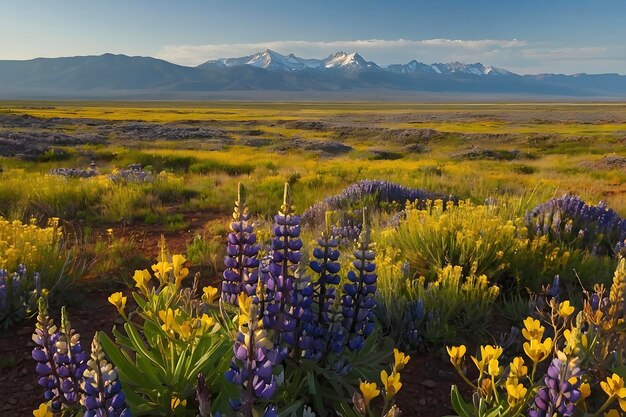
[1,51,626,98]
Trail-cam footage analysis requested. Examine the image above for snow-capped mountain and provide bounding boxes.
[3,52,626,98]
[430,61,513,76]
[205,49,324,71]
[202,50,381,72]
[321,52,380,70]
[200,51,514,76]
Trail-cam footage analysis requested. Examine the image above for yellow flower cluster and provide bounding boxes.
[157,307,215,342]
[0,217,62,272]
[522,317,553,364]
[447,343,531,408]
[358,348,410,414]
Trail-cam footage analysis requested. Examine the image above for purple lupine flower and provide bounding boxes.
[82,332,131,417]
[528,354,582,417]
[527,194,626,256]
[264,183,302,346]
[302,179,455,226]
[32,297,66,412]
[306,215,342,360]
[222,183,260,304]
[341,208,377,351]
[54,307,88,405]
[225,296,279,415]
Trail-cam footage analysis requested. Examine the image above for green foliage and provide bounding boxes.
[100,250,232,416]
[391,200,526,280]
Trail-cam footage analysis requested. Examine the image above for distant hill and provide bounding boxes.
[1,51,626,99]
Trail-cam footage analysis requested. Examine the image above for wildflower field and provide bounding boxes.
[0,101,625,417]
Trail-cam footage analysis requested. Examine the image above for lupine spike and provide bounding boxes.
[341,206,377,351]
[222,183,260,304]
[82,332,131,417]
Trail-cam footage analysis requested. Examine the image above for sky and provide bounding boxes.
[1,0,625,74]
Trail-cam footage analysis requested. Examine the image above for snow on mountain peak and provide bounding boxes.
[201,51,514,76]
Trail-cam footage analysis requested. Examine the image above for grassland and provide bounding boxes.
[0,101,625,224]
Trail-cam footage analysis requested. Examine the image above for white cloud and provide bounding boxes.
[155,38,527,67]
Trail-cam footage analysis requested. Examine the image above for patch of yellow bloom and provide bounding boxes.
[447,345,466,368]
[523,337,553,363]
[558,300,575,318]
[133,269,151,295]
[202,286,219,304]
[171,254,189,288]
[108,292,127,314]
[521,317,544,341]
[509,357,528,378]
[380,370,402,399]
[359,381,380,407]
[33,403,52,417]
[471,345,503,375]
[152,261,173,285]
[393,348,410,372]
[505,379,527,407]
[600,374,626,411]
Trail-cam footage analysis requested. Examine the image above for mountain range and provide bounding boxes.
[1,50,626,99]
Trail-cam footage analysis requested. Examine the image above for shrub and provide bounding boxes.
[302,180,452,226]
[391,199,526,280]
[527,194,626,256]
[0,217,77,298]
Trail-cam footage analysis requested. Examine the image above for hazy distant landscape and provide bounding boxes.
[2,50,626,99]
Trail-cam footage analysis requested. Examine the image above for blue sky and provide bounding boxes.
[1,0,625,74]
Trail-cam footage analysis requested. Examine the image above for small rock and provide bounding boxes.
[421,379,438,389]
[418,398,427,406]
[19,368,28,376]
[8,398,18,405]
[22,383,34,391]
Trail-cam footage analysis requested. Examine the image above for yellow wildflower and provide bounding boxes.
[600,374,626,411]
[558,300,575,318]
[202,286,219,304]
[471,345,503,374]
[381,370,402,399]
[578,382,591,403]
[509,357,528,378]
[505,380,528,407]
[132,269,151,295]
[605,410,621,417]
[393,348,410,372]
[522,317,544,341]
[360,381,380,407]
[446,345,466,368]
[159,308,180,335]
[33,403,52,417]
[237,293,253,328]
[196,314,215,335]
[171,254,189,287]
[487,359,501,377]
[108,292,127,314]
[523,337,553,363]
[178,320,194,341]
[152,261,172,284]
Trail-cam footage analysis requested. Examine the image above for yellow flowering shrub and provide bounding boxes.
[0,217,63,272]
